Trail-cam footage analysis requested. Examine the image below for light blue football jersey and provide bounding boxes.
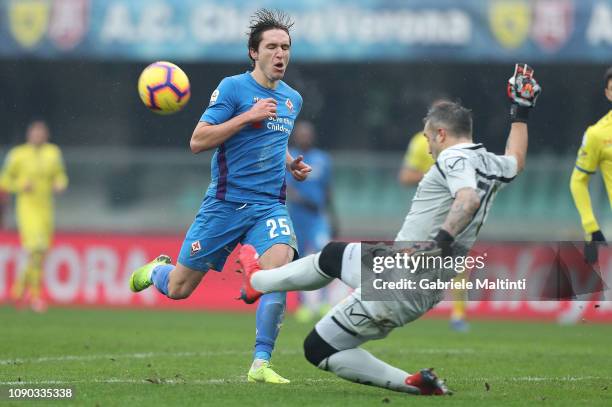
[201,72,303,204]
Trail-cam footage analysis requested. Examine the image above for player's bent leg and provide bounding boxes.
[257,243,294,269]
[303,294,451,395]
[129,254,172,293]
[129,256,206,300]
[166,263,206,300]
[243,242,359,299]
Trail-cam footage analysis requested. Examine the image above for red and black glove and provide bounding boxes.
[507,63,541,123]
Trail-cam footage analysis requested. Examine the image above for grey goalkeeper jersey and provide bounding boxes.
[395,142,518,249]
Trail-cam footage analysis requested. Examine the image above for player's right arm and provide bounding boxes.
[189,77,278,153]
[0,148,21,194]
[190,99,277,153]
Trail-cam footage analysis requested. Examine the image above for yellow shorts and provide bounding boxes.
[17,208,53,251]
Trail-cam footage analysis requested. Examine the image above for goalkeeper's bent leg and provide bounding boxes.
[251,242,361,293]
[303,327,417,394]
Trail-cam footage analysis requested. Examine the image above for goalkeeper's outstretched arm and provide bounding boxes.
[505,122,528,173]
[504,63,541,174]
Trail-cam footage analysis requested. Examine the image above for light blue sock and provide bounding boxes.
[254,291,286,361]
[151,264,174,296]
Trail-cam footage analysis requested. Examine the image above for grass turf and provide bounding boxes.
[0,307,610,406]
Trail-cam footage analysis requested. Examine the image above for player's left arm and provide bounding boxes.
[505,63,540,173]
[51,146,69,193]
[286,148,311,181]
[570,130,603,238]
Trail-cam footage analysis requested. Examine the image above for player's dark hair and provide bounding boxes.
[424,101,473,138]
[604,67,612,88]
[247,9,294,66]
[26,119,49,132]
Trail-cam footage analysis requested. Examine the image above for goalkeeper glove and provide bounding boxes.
[584,230,606,265]
[408,229,455,259]
[507,63,541,123]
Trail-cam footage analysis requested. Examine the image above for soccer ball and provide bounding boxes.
[138,61,190,114]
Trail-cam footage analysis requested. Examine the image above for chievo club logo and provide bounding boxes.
[489,1,531,49]
[9,0,50,49]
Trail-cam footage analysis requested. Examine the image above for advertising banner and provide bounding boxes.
[0,0,611,62]
[2,232,612,322]
[0,231,299,311]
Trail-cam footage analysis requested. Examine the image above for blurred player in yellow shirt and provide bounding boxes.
[398,126,469,332]
[397,131,435,185]
[570,67,612,264]
[0,121,68,311]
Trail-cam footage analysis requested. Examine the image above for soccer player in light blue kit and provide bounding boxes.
[128,9,311,384]
[286,121,340,321]
[287,121,333,256]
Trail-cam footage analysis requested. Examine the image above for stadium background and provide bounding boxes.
[0,0,610,316]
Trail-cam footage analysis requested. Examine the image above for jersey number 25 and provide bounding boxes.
[267,218,291,239]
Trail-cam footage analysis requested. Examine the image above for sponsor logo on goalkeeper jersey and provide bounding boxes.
[445,157,466,173]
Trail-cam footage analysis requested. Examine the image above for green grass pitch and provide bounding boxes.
[0,307,610,406]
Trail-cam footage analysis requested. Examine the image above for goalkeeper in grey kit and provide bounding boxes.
[237,65,541,395]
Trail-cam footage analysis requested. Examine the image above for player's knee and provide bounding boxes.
[317,242,348,279]
[303,328,339,369]
[167,283,193,300]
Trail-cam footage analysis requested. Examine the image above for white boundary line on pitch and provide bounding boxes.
[0,377,338,386]
[0,376,609,386]
[0,348,475,366]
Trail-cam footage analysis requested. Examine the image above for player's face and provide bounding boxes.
[26,122,49,146]
[605,79,612,102]
[251,29,291,83]
[423,122,443,159]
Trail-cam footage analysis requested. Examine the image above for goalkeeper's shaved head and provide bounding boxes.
[424,101,473,138]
